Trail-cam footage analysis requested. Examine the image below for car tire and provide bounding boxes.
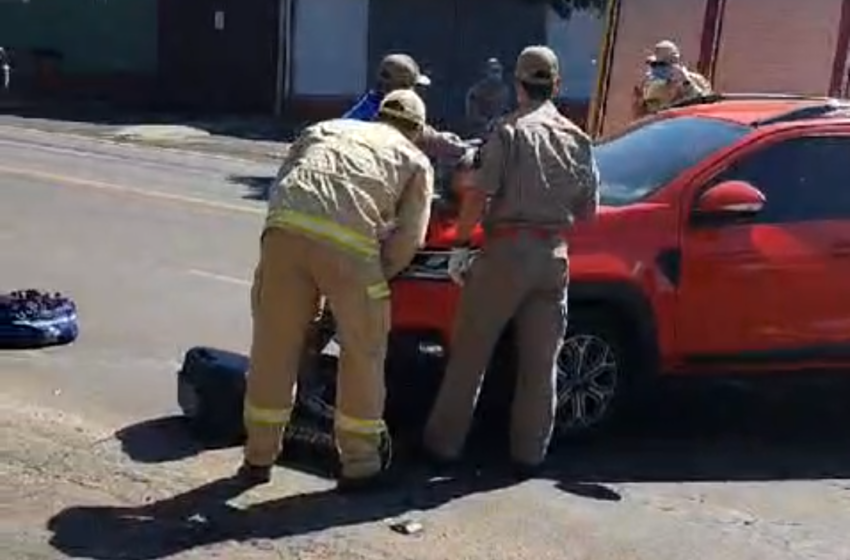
[553,306,641,441]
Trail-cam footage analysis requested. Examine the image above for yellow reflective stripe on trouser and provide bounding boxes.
[367,281,391,300]
[266,209,379,258]
[244,403,291,426]
[335,412,388,435]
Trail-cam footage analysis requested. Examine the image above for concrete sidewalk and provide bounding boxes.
[0,106,294,163]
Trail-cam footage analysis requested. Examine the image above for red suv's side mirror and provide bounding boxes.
[695,180,766,216]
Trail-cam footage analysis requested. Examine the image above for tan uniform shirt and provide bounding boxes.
[268,118,434,278]
[474,101,600,232]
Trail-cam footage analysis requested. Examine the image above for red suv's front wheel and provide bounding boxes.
[553,308,632,439]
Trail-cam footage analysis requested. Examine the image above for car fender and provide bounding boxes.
[569,279,661,380]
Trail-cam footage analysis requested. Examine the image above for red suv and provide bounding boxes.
[178,94,850,446]
[384,94,850,439]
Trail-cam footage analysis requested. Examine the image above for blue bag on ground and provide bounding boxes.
[0,290,79,349]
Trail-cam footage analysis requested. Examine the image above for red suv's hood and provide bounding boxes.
[423,204,658,249]
[425,219,485,249]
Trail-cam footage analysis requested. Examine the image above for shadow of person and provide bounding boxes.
[46,466,514,560]
[114,417,204,464]
[554,480,623,502]
[225,174,274,201]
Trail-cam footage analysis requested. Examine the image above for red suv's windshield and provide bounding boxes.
[595,116,751,206]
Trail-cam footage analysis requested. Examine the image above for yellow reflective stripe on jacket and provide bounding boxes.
[366,281,391,300]
[266,209,379,258]
[244,403,291,425]
[335,412,388,435]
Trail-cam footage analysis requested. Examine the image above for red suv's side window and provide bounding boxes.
[708,134,850,223]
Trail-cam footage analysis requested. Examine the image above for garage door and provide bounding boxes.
[368,0,544,129]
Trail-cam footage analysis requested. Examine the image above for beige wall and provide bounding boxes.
[598,0,846,138]
[600,0,708,137]
[714,0,844,95]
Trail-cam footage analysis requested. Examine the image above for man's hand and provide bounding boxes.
[448,247,474,286]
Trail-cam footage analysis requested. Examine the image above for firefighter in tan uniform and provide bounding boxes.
[634,40,713,118]
[240,89,434,492]
[423,46,600,477]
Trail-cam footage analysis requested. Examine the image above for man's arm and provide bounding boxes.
[571,134,601,221]
[381,162,435,279]
[417,124,469,160]
[453,124,508,244]
[632,83,650,118]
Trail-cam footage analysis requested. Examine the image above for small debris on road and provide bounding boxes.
[390,518,424,535]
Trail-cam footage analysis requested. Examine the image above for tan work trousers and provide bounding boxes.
[424,233,568,465]
[244,228,391,479]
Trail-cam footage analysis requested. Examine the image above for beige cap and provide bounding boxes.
[647,40,681,64]
[515,45,560,85]
[377,53,431,88]
[378,89,427,127]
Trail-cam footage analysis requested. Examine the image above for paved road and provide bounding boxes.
[0,126,272,421]
[3,125,850,560]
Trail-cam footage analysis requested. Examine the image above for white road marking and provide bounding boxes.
[0,164,264,216]
[0,124,280,165]
[187,268,251,286]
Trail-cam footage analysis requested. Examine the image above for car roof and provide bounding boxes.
[660,93,850,126]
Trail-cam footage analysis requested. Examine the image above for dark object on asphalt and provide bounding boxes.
[390,519,424,535]
[177,346,337,451]
[0,289,79,349]
[176,323,453,454]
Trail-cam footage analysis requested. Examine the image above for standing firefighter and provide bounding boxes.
[423,46,600,477]
[240,89,434,492]
[633,40,712,117]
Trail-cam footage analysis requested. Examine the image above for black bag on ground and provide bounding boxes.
[177,346,338,448]
[175,335,449,450]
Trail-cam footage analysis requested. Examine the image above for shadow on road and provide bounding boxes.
[226,174,275,201]
[47,466,515,560]
[548,380,850,489]
[113,416,204,464]
[48,380,850,559]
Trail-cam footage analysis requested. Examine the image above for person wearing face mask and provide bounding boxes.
[633,40,712,118]
[465,58,510,137]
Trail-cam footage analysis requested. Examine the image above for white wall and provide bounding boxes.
[546,7,605,100]
[292,0,369,96]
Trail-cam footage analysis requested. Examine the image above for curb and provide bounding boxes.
[0,124,286,165]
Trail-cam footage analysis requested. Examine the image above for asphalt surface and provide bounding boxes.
[3,124,850,559]
[0,125,271,421]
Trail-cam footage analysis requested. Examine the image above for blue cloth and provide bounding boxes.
[342,90,384,121]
